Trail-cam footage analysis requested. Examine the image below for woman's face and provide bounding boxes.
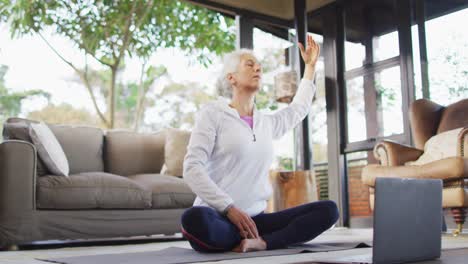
[228,53,262,93]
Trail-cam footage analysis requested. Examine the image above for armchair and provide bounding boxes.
[362,98,468,235]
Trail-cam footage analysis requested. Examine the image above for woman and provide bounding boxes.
[181,35,339,253]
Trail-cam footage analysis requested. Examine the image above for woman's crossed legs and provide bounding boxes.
[180,200,339,252]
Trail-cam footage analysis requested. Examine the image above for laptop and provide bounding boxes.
[324,177,443,264]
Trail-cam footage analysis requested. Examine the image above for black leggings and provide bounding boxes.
[180,200,339,252]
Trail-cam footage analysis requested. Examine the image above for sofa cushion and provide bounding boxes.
[49,125,104,174]
[163,128,191,177]
[128,174,195,209]
[105,130,165,176]
[37,172,152,209]
[30,122,69,176]
[2,121,49,176]
[406,127,462,166]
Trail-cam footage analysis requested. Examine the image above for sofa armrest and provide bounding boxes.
[457,126,468,158]
[373,140,424,166]
[0,140,37,213]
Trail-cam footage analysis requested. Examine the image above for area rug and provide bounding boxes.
[37,241,371,264]
[296,247,468,264]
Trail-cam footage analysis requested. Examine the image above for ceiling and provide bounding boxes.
[184,0,468,44]
[185,0,335,21]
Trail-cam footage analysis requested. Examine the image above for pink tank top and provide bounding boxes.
[240,115,253,129]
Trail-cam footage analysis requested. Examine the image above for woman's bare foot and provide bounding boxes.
[232,238,267,253]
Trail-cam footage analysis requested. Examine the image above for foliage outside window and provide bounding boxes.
[0,0,235,130]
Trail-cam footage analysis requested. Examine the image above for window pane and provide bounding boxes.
[373,31,399,62]
[425,4,468,105]
[376,66,403,136]
[309,56,327,163]
[346,66,403,142]
[346,76,367,142]
[345,41,365,71]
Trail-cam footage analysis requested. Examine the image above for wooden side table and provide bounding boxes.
[266,170,319,213]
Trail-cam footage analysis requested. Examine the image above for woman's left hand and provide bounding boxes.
[298,35,320,67]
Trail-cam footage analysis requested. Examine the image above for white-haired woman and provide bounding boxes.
[181,35,339,253]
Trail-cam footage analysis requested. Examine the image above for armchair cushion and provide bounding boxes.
[406,127,462,166]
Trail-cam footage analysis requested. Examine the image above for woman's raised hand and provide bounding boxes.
[226,205,259,239]
[298,34,320,67]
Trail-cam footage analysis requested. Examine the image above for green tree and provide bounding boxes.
[1,0,235,128]
[0,65,50,125]
[430,35,468,100]
[123,64,168,130]
[27,103,100,126]
[277,156,293,171]
[155,81,215,129]
[68,63,167,130]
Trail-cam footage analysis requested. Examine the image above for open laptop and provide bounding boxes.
[325,177,443,264]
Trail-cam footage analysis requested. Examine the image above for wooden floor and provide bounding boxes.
[1,228,467,264]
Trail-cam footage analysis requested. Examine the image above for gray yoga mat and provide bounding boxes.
[37,242,371,264]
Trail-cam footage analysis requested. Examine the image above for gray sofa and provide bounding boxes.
[0,118,195,248]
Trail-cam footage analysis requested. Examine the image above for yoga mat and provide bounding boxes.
[37,242,371,264]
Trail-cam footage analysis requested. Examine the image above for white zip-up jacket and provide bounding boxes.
[183,79,316,216]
